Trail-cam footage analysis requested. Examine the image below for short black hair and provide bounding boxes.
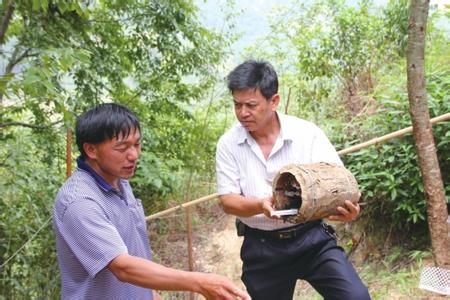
[227,60,278,100]
[76,103,141,159]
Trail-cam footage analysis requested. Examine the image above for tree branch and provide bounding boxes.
[0,0,15,45]
[1,47,34,103]
[5,48,31,73]
[0,120,63,129]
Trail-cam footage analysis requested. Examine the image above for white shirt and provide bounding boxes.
[215,112,342,230]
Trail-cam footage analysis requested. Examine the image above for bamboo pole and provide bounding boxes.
[337,112,450,156]
[66,128,72,178]
[145,112,449,221]
[284,87,291,114]
[185,207,194,271]
[185,207,195,300]
[146,193,219,221]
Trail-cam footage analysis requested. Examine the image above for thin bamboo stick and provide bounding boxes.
[145,112,450,221]
[185,207,195,300]
[145,193,219,221]
[66,128,72,178]
[285,87,291,114]
[337,112,450,156]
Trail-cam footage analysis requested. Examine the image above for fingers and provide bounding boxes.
[231,287,251,300]
[261,197,280,220]
[345,200,360,217]
[200,274,250,300]
[221,287,249,300]
[327,200,360,222]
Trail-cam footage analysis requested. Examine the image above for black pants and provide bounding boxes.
[240,223,370,300]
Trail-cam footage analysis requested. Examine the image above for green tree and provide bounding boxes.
[243,0,449,250]
[406,0,448,267]
[0,0,231,297]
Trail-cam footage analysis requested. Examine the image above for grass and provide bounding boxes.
[294,253,444,300]
[149,202,447,300]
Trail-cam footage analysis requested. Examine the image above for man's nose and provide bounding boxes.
[127,146,140,161]
[239,105,250,117]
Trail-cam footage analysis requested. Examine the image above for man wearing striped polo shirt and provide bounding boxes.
[53,103,249,300]
[216,60,370,300]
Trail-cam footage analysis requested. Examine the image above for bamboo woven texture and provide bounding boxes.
[272,162,360,223]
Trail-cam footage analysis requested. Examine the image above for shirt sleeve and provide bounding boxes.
[56,198,128,278]
[216,138,242,195]
[311,126,343,166]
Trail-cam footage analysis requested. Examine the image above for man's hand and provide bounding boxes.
[196,273,250,300]
[108,254,249,298]
[327,200,360,222]
[261,196,281,220]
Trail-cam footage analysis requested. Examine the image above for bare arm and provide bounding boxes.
[220,193,280,219]
[108,254,249,299]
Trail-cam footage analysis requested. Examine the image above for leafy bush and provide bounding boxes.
[0,129,64,299]
[336,63,449,243]
[0,0,232,297]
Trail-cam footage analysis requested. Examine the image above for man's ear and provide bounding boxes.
[270,94,280,111]
[83,143,98,160]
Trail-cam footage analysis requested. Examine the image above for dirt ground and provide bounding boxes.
[194,215,245,289]
[151,204,447,300]
[192,214,447,300]
[193,215,320,299]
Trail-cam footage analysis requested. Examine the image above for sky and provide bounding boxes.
[196,0,291,54]
[196,0,293,58]
[196,0,449,60]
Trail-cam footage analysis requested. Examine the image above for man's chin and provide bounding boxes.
[121,169,135,179]
[241,123,255,131]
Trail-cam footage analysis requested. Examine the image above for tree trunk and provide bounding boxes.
[0,0,15,45]
[406,0,449,266]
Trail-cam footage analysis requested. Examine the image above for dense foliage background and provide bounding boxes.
[244,0,449,248]
[0,0,448,298]
[0,0,233,297]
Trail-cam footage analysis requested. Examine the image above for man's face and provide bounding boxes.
[85,128,141,188]
[233,88,278,132]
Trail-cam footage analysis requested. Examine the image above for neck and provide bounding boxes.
[85,159,120,190]
[250,112,280,142]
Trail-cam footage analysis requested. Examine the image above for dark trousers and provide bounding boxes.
[240,222,370,300]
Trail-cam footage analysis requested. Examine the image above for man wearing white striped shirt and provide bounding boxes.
[216,60,370,300]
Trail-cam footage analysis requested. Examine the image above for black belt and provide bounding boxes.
[237,219,322,240]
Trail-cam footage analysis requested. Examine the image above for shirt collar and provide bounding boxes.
[236,111,294,145]
[76,156,115,192]
[277,112,295,141]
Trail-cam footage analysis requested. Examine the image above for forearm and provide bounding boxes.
[109,254,202,292]
[219,194,264,217]
[109,254,250,299]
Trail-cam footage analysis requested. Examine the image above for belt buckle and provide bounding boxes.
[277,230,295,239]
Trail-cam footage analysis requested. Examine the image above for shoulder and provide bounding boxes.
[54,170,103,219]
[217,122,244,148]
[281,114,324,137]
[284,114,318,128]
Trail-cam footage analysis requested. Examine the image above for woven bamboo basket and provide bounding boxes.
[272,162,360,224]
